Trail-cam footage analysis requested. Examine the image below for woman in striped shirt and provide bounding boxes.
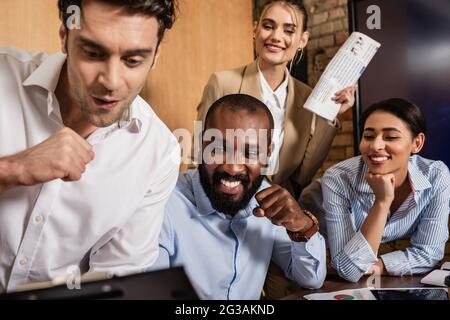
[322,98,450,282]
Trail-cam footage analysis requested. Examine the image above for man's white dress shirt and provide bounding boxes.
[0,46,180,292]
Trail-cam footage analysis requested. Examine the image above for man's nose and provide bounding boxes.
[221,162,246,177]
[98,59,122,93]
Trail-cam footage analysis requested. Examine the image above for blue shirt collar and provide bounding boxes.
[356,155,432,193]
[190,170,268,220]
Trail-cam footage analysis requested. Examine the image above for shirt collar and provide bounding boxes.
[257,61,289,107]
[118,104,142,133]
[407,156,432,191]
[22,52,67,93]
[356,156,433,193]
[22,52,142,134]
[190,170,267,220]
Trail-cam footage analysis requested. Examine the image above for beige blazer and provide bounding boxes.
[196,61,339,193]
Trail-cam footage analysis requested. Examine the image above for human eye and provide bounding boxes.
[362,134,375,140]
[213,144,225,154]
[262,23,273,30]
[384,136,400,141]
[124,56,144,68]
[285,27,295,34]
[245,148,259,160]
[83,48,105,60]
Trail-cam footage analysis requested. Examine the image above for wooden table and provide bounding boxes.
[282,275,425,300]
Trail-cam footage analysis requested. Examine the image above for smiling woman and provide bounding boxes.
[323,98,450,283]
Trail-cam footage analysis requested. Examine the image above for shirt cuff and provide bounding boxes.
[380,250,411,276]
[292,232,325,262]
[344,231,378,273]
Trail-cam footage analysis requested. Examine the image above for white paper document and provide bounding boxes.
[304,288,377,300]
[420,263,450,287]
[304,32,381,121]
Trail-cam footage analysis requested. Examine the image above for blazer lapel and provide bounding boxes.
[239,61,263,100]
[274,76,313,183]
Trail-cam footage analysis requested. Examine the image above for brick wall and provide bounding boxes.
[302,0,353,176]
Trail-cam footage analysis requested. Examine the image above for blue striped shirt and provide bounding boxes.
[322,155,450,282]
[149,170,326,299]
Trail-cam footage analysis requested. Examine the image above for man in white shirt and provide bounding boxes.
[0,0,180,293]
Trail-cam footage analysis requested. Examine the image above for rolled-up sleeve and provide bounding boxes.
[332,231,378,282]
[380,250,410,276]
[322,173,377,282]
[381,167,450,276]
[272,228,326,289]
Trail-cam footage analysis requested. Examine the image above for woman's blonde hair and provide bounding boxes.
[258,0,309,32]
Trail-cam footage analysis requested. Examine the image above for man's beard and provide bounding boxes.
[198,164,264,217]
[66,53,132,128]
[75,93,131,128]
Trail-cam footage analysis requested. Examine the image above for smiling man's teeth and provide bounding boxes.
[221,179,241,188]
[371,156,388,161]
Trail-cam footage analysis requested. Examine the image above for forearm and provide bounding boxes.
[0,156,22,193]
[360,200,390,254]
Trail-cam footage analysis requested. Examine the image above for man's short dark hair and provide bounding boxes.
[58,0,178,44]
[204,94,275,142]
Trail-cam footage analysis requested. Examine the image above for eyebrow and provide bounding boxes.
[76,36,154,56]
[261,18,297,28]
[363,128,402,133]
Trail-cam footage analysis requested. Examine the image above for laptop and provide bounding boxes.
[0,267,199,300]
[370,288,449,300]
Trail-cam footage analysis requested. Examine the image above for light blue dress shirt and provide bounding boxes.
[322,155,450,283]
[150,170,326,300]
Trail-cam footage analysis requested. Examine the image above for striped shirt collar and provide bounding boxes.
[356,156,433,194]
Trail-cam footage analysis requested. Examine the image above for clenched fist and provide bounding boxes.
[253,184,313,233]
[365,172,395,205]
[0,127,94,192]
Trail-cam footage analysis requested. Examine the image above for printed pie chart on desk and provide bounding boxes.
[334,294,355,300]
[304,289,377,300]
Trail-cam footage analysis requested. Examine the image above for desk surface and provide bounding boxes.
[282,275,425,300]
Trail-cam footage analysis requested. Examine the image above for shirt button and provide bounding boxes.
[19,258,28,267]
[34,214,44,224]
